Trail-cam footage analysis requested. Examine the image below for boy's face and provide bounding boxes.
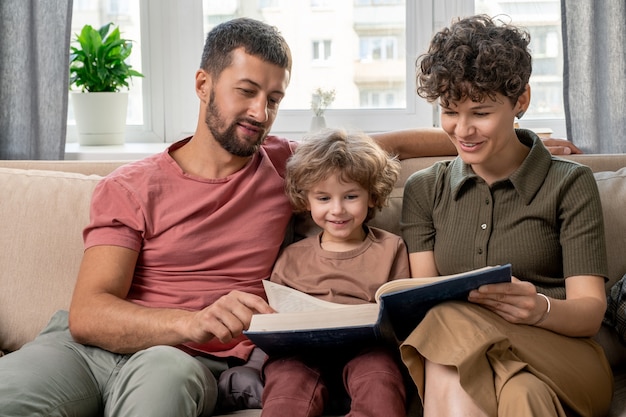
[306,172,373,246]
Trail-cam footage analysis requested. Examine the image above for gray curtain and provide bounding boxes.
[0,0,73,160]
[562,0,626,154]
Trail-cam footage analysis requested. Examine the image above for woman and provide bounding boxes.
[400,15,612,416]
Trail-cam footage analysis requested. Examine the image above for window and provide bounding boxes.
[201,0,431,137]
[312,40,332,62]
[310,0,334,7]
[107,0,130,15]
[474,0,565,132]
[67,0,566,144]
[359,37,398,61]
[360,90,400,108]
[69,2,143,120]
[355,0,404,5]
[67,0,152,142]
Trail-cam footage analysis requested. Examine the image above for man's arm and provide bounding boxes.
[542,138,583,155]
[371,128,456,159]
[68,245,273,354]
[372,128,583,159]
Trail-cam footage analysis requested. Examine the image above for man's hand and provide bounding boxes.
[70,245,276,353]
[187,290,275,344]
[542,138,583,155]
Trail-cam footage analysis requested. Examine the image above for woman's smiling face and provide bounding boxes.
[439,88,530,181]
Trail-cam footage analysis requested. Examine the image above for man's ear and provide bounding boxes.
[195,69,210,102]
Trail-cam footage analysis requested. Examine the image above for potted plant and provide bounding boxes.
[309,87,336,132]
[69,23,144,145]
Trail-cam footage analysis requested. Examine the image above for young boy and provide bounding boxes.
[261,128,410,417]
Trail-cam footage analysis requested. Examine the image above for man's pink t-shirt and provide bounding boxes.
[83,136,296,360]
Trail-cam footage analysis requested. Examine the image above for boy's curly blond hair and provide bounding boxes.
[286,128,400,222]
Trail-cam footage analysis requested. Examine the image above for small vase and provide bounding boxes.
[309,115,327,133]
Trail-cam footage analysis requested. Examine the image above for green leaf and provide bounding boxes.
[69,22,144,93]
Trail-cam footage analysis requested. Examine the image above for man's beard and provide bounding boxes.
[205,91,267,157]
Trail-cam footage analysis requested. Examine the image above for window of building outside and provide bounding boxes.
[312,40,332,62]
[200,0,417,136]
[66,0,565,146]
[474,0,565,127]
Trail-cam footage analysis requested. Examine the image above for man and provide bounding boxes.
[0,17,580,417]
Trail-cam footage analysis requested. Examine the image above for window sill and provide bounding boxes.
[64,142,170,161]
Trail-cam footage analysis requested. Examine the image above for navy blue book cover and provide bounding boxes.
[378,263,511,340]
[245,264,511,356]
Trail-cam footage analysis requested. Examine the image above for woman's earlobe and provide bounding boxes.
[516,110,526,119]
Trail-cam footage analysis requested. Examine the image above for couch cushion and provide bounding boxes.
[0,168,102,352]
[595,168,626,290]
[369,186,403,236]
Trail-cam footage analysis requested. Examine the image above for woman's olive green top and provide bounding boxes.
[401,129,608,299]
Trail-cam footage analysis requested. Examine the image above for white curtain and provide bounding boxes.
[562,0,626,154]
[0,0,73,159]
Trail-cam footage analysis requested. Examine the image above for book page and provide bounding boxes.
[263,280,350,313]
[249,303,380,332]
[374,266,498,302]
[374,277,438,302]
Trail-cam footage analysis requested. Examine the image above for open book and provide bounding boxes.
[244,264,512,355]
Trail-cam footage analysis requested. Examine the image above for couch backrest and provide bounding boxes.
[0,168,104,352]
[1,154,625,353]
[594,168,626,287]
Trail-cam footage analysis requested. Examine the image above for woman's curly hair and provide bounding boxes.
[286,128,400,222]
[416,14,532,107]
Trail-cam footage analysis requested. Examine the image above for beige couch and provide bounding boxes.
[1,154,626,416]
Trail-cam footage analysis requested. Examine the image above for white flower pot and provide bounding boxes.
[71,92,128,145]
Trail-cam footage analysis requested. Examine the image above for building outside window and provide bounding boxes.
[475,0,564,119]
[312,40,332,62]
[67,0,565,144]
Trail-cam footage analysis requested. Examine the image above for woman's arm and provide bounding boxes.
[468,275,606,337]
[556,275,607,335]
[408,251,439,278]
[410,247,606,337]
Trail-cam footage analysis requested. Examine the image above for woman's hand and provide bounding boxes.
[467,277,548,325]
[468,275,606,337]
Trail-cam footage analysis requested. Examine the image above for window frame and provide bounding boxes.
[67,0,566,144]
